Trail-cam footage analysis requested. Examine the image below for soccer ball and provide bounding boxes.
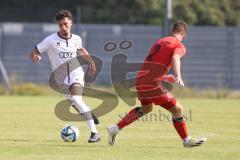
[61,125,79,142]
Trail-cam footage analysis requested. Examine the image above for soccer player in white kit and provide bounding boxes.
[30,10,100,143]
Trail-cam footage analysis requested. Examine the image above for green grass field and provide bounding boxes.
[0,95,239,160]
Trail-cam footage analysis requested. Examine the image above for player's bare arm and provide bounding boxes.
[172,53,184,87]
[77,48,96,77]
[30,48,42,63]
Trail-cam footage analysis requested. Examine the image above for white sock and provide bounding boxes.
[70,95,98,133]
[183,136,191,143]
[86,119,98,133]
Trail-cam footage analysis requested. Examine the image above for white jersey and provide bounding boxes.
[36,32,85,86]
[36,32,83,70]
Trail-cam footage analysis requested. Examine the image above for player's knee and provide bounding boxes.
[169,102,183,116]
[69,83,84,95]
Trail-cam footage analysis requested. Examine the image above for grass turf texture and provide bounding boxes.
[0,95,239,160]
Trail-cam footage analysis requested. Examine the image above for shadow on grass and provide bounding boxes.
[42,143,178,149]
[0,139,178,149]
[41,144,106,149]
[128,145,178,149]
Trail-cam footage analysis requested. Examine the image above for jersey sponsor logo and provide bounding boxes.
[59,52,74,59]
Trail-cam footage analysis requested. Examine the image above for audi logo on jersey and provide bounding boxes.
[59,52,74,58]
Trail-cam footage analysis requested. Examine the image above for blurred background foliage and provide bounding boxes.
[0,0,239,26]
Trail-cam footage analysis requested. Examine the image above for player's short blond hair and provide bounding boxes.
[171,21,188,34]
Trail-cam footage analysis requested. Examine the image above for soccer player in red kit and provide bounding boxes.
[107,21,207,147]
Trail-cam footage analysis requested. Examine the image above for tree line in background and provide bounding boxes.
[0,0,239,26]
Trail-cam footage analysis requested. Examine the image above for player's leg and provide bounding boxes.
[69,83,100,143]
[169,102,207,147]
[117,103,153,129]
[107,103,153,145]
[70,85,99,125]
[158,94,207,147]
[168,101,190,142]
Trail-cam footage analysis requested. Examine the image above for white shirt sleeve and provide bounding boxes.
[77,36,83,50]
[36,37,50,54]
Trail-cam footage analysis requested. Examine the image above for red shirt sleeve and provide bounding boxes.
[173,43,186,58]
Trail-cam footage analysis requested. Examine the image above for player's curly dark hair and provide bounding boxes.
[56,10,73,21]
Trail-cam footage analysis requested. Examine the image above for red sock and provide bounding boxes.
[117,107,143,129]
[172,117,188,140]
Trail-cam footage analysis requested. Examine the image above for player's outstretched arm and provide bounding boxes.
[77,48,96,77]
[172,53,184,87]
[30,48,42,63]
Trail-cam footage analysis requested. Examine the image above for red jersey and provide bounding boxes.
[135,36,186,106]
[136,36,186,80]
[145,36,186,68]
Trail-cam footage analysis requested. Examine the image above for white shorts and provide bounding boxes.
[64,67,85,87]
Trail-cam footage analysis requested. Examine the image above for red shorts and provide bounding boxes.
[137,87,176,110]
[135,74,177,110]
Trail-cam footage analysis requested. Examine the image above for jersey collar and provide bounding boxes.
[170,35,182,42]
[57,32,72,40]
